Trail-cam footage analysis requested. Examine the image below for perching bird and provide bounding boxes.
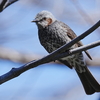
[32,10,100,95]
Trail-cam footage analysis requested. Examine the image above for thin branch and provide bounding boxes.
[0,0,19,12]
[70,40,100,54]
[1,46,100,66]
[54,40,100,60]
[0,20,100,84]
[4,0,19,9]
[1,40,100,85]
[0,0,7,12]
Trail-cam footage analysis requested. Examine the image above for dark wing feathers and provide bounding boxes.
[59,21,92,60]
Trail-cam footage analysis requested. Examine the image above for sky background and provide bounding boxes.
[0,0,100,100]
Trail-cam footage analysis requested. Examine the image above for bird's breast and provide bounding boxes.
[38,25,73,53]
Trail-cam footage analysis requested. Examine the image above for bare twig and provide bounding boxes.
[1,46,100,66]
[0,0,7,12]
[54,40,100,60]
[0,0,19,12]
[0,20,99,84]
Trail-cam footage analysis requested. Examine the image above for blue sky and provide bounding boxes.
[0,0,100,100]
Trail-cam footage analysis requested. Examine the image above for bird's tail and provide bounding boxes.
[75,66,100,95]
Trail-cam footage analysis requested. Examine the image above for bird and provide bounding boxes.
[32,10,100,95]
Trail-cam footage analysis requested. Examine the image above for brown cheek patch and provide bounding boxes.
[46,18,52,25]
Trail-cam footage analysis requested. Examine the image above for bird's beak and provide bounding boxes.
[31,19,38,23]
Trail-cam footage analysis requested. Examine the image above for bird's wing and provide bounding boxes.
[59,21,92,60]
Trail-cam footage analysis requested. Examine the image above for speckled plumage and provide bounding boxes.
[38,20,86,72]
[32,10,100,94]
[39,20,71,52]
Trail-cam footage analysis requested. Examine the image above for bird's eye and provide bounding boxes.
[43,17,46,20]
[40,17,46,22]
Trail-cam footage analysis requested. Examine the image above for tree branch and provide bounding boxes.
[53,40,100,60]
[0,20,100,84]
[0,0,19,12]
[1,46,100,66]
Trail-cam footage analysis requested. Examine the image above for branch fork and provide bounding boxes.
[0,20,100,84]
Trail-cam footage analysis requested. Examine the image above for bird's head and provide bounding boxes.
[32,10,56,29]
